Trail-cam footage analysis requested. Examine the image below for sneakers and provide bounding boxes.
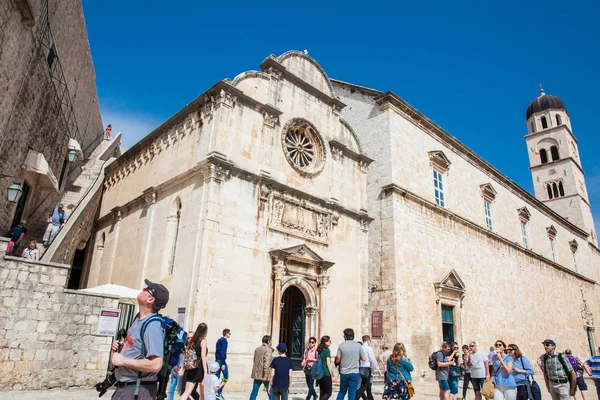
[216,394,225,400]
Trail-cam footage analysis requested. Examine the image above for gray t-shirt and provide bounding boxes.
[436,350,449,381]
[336,340,366,375]
[470,351,488,379]
[115,313,165,382]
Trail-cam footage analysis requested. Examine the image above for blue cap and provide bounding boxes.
[276,343,287,352]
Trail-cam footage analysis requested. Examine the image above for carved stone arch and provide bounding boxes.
[339,118,363,154]
[276,51,335,96]
[281,276,318,309]
[231,70,271,86]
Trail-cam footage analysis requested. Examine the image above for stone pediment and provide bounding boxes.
[435,269,466,292]
[270,244,333,270]
[428,150,451,172]
[434,269,466,307]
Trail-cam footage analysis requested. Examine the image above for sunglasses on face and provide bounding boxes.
[495,343,503,347]
[309,341,315,344]
[507,348,514,352]
[544,344,554,347]
[469,345,476,348]
[143,287,154,297]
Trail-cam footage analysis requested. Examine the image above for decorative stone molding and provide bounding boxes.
[518,206,531,223]
[143,188,156,206]
[208,163,230,183]
[214,89,237,110]
[359,208,370,233]
[111,207,122,222]
[263,112,278,129]
[331,212,340,226]
[259,183,271,202]
[580,284,594,327]
[547,225,557,240]
[480,183,497,202]
[331,145,344,161]
[428,150,451,173]
[434,269,467,308]
[269,194,331,245]
[332,104,342,116]
[272,256,287,281]
[318,273,330,289]
[570,239,579,253]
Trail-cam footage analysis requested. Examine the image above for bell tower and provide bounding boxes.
[524,87,597,244]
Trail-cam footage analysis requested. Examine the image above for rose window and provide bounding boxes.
[281,119,326,176]
[285,129,314,167]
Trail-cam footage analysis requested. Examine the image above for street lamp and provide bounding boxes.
[67,149,78,162]
[6,180,23,203]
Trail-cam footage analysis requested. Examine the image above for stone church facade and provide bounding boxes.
[85,51,600,385]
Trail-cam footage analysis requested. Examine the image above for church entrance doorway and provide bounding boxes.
[279,286,305,370]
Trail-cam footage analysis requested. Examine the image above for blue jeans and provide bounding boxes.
[167,370,179,400]
[305,374,317,400]
[250,379,271,400]
[593,379,600,400]
[272,387,289,400]
[337,373,360,400]
[216,361,229,395]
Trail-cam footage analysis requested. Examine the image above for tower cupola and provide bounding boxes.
[526,87,567,121]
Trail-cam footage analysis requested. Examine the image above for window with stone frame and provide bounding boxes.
[547,225,558,263]
[433,169,445,207]
[518,207,531,249]
[556,114,563,126]
[570,239,579,272]
[484,200,493,231]
[428,151,451,208]
[480,183,497,232]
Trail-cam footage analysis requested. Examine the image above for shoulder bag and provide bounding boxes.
[482,354,505,400]
[394,363,415,398]
[303,349,313,376]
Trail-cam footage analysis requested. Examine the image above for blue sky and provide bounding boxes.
[82,0,600,228]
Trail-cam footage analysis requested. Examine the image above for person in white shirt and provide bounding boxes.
[357,335,381,400]
[380,345,392,381]
[467,341,490,400]
[204,362,225,400]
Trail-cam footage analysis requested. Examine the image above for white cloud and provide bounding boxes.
[100,109,163,149]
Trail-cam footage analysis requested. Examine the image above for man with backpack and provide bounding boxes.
[111,279,170,399]
[540,339,576,400]
[429,342,456,400]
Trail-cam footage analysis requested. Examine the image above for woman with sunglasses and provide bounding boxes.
[508,344,535,400]
[301,337,319,400]
[492,340,517,400]
[180,323,209,400]
[316,336,336,400]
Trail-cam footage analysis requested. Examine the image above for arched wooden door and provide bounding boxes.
[279,286,306,370]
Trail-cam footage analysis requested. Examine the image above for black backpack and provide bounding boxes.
[7,225,24,242]
[429,350,442,370]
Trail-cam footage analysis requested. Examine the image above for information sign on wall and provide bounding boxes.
[97,308,121,336]
[372,311,383,338]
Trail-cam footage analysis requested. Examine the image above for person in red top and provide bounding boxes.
[302,337,319,400]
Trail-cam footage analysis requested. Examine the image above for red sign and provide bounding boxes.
[100,310,119,318]
[372,311,383,338]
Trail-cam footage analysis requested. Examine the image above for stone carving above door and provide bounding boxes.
[269,194,330,245]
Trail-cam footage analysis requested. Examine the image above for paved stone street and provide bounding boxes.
[1,379,598,400]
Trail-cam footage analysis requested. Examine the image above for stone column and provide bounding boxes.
[138,188,156,288]
[306,307,319,339]
[271,257,286,342]
[318,272,330,338]
[88,234,104,287]
[107,207,122,283]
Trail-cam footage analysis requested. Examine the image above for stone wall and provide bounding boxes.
[0,0,104,237]
[0,254,118,390]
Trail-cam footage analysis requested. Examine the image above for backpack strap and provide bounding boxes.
[135,314,164,399]
[556,353,572,377]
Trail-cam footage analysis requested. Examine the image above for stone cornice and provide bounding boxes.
[329,139,374,170]
[529,156,585,175]
[381,183,595,284]
[97,153,372,226]
[105,80,282,175]
[374,91,588,239]
[524,124,578,145]
[544,192,591,208]
[260,57,346,110]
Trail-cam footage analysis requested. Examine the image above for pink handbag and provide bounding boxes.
[5,241,14,254]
